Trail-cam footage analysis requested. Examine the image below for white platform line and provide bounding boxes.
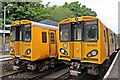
[103,51,120,80]
[0,58,12,62]
[0,55,10,58]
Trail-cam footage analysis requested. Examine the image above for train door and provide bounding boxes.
[49,31,56,57]
[71,22,82,60]
[18,25,23,57]
[106,28,110,56]
[104,28,109,57]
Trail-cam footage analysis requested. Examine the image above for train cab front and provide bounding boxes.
[58,18,83,76]
[58,17,100,76]
[10,21,20,58]
[10,20,32,70]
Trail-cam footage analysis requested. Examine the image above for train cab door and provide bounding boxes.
[71,22,82,60]
[17,26,23,58]
[104,28,109,57]
[49,31,57,57]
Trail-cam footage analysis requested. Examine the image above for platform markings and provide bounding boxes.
[103,51,120,80]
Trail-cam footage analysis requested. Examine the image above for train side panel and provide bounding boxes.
[107,29,115,56]
[99,22,108,64]
[31,26,49,61]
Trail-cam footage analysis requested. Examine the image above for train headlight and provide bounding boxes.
[61,49,65,53]
[10,47,14,52]
[87,50,98,57]
[25,49,31,55]
[60,48,68,55]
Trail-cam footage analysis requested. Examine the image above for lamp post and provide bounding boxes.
[3,4,12,55]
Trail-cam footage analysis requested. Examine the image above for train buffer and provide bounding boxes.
[104,51,120,80]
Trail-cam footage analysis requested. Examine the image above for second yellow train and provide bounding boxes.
[10,20,59,71]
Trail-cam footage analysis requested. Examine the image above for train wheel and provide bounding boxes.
[38,63,44,71]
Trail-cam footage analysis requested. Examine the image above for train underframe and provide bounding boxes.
[69,51,118,76]
[12,57,59,71]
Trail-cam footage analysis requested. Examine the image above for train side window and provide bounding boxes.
[104,30,106,42]
[111,33,114,43]
[42,32,47,43]
[50,33,55,44]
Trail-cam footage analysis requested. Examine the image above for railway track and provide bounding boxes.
[1,51,118,80]
[55,51,118,80]
[28,64,68,80]
[2,70,31,79]
[1,63,68,80]
[1,70,25,78]
[54,71,72,80]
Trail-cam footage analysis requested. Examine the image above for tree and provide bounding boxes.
[50,6,74,22]
[63,1,97,17]
[1,1,97,24]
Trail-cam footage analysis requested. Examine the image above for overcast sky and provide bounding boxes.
[42,0,119,34]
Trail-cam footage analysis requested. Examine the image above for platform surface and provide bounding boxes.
[107,52,120,79]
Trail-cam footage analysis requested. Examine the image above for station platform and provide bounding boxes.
[0,55,12,61]
[104,51,120,80]
[0,55,10,59]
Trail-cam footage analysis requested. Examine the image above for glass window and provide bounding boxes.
[104,30,106,42]
[60,24,70,41]
[42,32,47,43]
[84,20,98,41]
[11,27,16,41]
[23,25,31,42]
[71,22,82,41]
[111,33,114,43]
[50,33,55,44]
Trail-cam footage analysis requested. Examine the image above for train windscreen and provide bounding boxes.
[71,22,82,41]
[60,23,70,42]
[23,24,31,42]
[84,20,98,41]
[11,27,16,41]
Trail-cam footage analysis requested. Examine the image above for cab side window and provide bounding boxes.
[42,32,47,43]
[104,30,106,42]
[50,33,55,44]
[111,33,114,43]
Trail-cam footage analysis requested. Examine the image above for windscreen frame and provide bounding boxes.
[59,23,71,42]
[83,19,98,42]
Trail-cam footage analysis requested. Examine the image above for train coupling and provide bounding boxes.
[70,70,81,76]
[27,63,37,70]
[69,62,81,76]
[13,66,19,70]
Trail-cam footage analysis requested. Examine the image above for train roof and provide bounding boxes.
[32,21,58,30]
[19,20,58,30]
[39,19,58,26]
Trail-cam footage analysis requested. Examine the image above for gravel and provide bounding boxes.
[1,59,14,75]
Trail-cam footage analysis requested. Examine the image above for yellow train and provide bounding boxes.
[10,20,58,70]
[58,16,119,75]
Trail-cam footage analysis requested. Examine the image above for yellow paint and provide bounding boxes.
[73,42,81,59]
